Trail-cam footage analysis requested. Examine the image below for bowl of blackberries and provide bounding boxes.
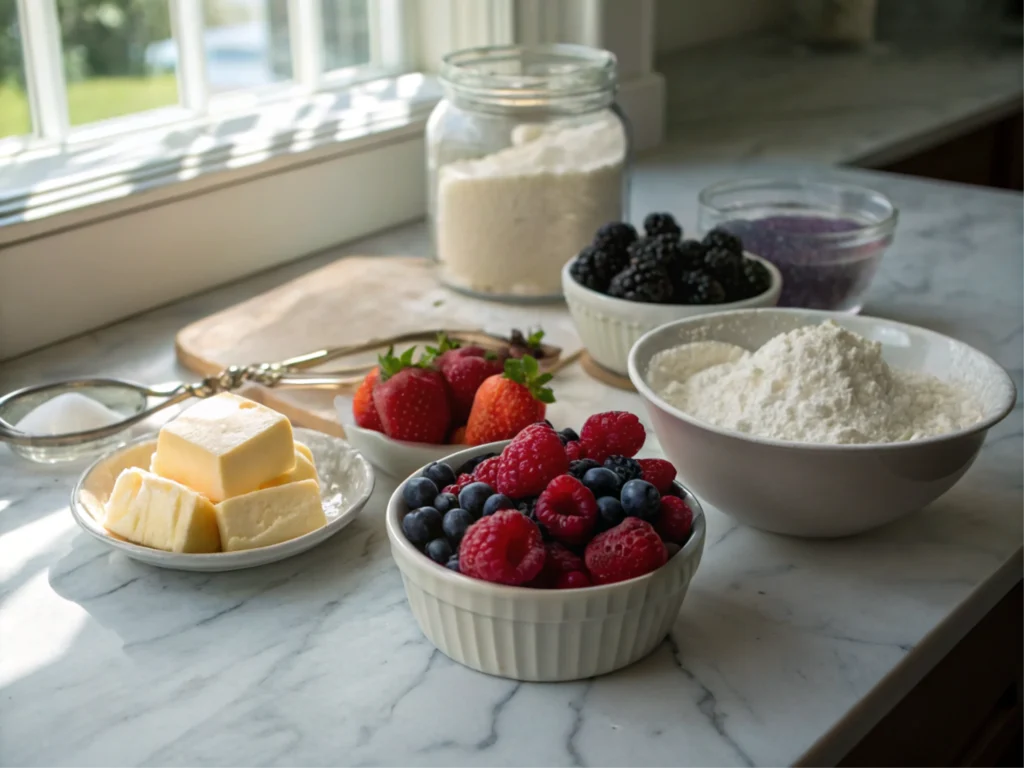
[562,212,782,375]
[385,412,706,682]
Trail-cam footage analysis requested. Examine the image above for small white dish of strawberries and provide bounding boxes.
[336,332,558,477]
[385,411,707,682]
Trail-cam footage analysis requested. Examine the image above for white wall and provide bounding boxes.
[655,0,788,53]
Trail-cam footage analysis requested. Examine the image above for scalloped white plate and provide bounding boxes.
[70,427,375,572]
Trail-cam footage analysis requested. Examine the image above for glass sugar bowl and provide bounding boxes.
[427,44,630,301]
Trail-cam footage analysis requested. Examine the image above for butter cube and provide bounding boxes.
[152,393,295,502]
[294,441,313,463]
[104,468,221,553]
[261,449,319,489]
[214,479,326,552]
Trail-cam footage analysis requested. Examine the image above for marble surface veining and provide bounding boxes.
[1,156,1022,767]
[659,37,1022,166]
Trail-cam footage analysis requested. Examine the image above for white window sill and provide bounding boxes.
[0,72,443,243]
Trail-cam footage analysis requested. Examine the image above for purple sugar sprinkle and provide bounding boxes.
[719,215,888,311]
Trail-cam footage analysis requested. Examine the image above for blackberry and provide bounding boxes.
[703,247,744,300]
[603,456,643,485]
[569,459,601,479]
[702,227,744,257]
[628,235,687,283]
[608,262,673,303]
[678,271,727,305]
[516,496,538,517]
[678,239,707,271]
[741,259,772,298]
[643,212,682,239]
[570,245,629,293]
[592,222,638,254]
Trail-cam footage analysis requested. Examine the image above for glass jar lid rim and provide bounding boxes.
[440,44,617,99]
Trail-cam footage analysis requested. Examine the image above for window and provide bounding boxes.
[0,0,403,149]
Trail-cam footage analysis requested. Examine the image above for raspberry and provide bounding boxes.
[555,571,592,589]
[654,496,694,544]
[442,473,475,496]
[584,518,667,585]
[638,458,676,493]
[534,475,598,546]
[564,441,587,461]
[473,456,501,487]
[459,511,546,586]
[580,411,645,463]
[529,542,585,587]
[495,424,569,499]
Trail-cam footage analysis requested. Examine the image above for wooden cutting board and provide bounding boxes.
[175,256,584,435]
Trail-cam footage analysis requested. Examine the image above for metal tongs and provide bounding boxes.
[0,329,572,449]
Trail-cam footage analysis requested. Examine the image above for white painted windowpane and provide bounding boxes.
[57,0,178,126]
[203,0,290,93]
[0,0,31,138]
[321,0,370,71]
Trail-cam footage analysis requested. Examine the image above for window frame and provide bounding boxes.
[0,0,663,360]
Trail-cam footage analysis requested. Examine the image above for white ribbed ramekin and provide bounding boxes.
[561,254,782,375]
[386,442,707,682]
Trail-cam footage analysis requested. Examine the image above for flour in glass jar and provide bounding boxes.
[649,321,985,444]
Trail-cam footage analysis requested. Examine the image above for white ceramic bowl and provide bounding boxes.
[386,442,707,682]
[71,427,375,571]
[628,309,1017,538]
[562,253,782,375]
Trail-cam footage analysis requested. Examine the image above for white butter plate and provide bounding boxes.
[70,427,375,572]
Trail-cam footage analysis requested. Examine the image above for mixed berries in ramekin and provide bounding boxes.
[396,412,696,589]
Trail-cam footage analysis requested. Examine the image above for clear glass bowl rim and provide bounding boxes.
[439,44,618,102]
[698,178,899,243]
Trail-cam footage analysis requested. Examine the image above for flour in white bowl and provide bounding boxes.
[650,320,985,444]
[435,118,626,297]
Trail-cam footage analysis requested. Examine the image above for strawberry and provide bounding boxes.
[427,333,503,375]
[450,426,468,445]
[443,355,504,426]
[352,367,383,432]
[465,356,555,445]
[372,346,451,443]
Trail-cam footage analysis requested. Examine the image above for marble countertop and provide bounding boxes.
[659,36,1022,166]
[1,153,1021,766]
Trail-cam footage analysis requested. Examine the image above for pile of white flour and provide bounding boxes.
[650,321,985,444]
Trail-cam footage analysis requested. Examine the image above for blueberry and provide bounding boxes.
[482,493,514,516]
[597,496,626,528]
[582,467,621,499]
[459,481,495,517]
[442,508,474,545]
[418,506,444,539]
[403,477,439,510]
[604,456,643,484]
[558,427,580,445]
[423,462,456,489]
[425,537,453,564]
[433,492,459,514]
[445,555,461,572]
[621,479,661,521]
[569,459,601,480]
[401,510,431,546]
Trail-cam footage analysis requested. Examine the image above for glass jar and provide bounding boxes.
[427,44,630,301]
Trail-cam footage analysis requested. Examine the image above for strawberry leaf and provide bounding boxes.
[525,328,545,349]
[503,354,555,403]
[378,345,419,380]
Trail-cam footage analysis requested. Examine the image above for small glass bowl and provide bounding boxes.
[697,179,898,313]
[0,382,147,464]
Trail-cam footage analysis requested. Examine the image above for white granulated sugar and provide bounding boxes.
[650,320,985,444]
[436,118,625,296]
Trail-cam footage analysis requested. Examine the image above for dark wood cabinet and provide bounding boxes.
[879,110,1024,191]
[837,581,1023,767]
